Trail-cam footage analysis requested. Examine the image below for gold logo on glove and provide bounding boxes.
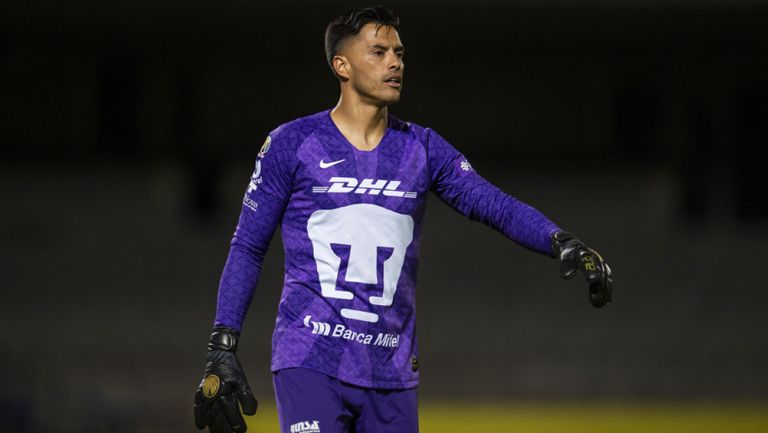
[582,255,597,271]
[202,374,220,398]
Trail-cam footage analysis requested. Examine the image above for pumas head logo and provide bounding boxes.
[202,374,220,398]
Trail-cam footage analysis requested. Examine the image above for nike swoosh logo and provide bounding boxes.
[319,159,345,169]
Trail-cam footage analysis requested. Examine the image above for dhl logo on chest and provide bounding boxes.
[312,177,418,199]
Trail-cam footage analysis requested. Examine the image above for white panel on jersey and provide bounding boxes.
[307,203,415,321]
[341,309,379,323]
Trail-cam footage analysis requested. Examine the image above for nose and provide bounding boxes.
[388,53,403,71]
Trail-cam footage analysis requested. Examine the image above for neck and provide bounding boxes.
[330,91,389,151]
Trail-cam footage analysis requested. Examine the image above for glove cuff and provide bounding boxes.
[208,326,240,352]
[550,230,577,258]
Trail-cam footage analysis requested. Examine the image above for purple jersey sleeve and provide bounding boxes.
[214,131,297,331]
[426,128,560,255]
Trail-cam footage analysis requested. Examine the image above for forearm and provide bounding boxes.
[439,179,560,255]
[212,147,292,331]
[214,237,266,332]
[491,191,560,255]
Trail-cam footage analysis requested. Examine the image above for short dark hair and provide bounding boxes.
[324,5,400,69]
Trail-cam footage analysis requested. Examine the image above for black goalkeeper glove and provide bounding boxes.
[194,327,258,433]
[551,231,613,308]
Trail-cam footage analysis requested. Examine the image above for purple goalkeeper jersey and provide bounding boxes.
[214,110,560,389]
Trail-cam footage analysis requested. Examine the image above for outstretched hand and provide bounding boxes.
[552,231,613,307]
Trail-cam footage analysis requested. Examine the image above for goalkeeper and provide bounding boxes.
[194,5,612,433]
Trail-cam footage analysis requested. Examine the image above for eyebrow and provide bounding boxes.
[370,44,405,53]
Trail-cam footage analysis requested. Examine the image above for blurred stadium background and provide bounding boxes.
[1,0,767,432]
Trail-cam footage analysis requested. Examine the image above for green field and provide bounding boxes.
[245,401,768,433]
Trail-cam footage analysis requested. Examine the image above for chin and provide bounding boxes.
[377,92,401,106]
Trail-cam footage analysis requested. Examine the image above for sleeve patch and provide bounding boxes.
[453,156,474,176]
[257,136,272,158]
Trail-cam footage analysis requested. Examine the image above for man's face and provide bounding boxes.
[337,23,404,106]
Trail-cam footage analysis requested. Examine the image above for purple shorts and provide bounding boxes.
[273,368,419,433]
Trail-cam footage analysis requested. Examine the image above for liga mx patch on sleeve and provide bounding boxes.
[242,135,272,212]
[243,159,262,211]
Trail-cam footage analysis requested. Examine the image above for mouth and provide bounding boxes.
[384,76,402,89]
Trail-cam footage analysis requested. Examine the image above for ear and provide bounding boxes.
[332,55,351,80]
